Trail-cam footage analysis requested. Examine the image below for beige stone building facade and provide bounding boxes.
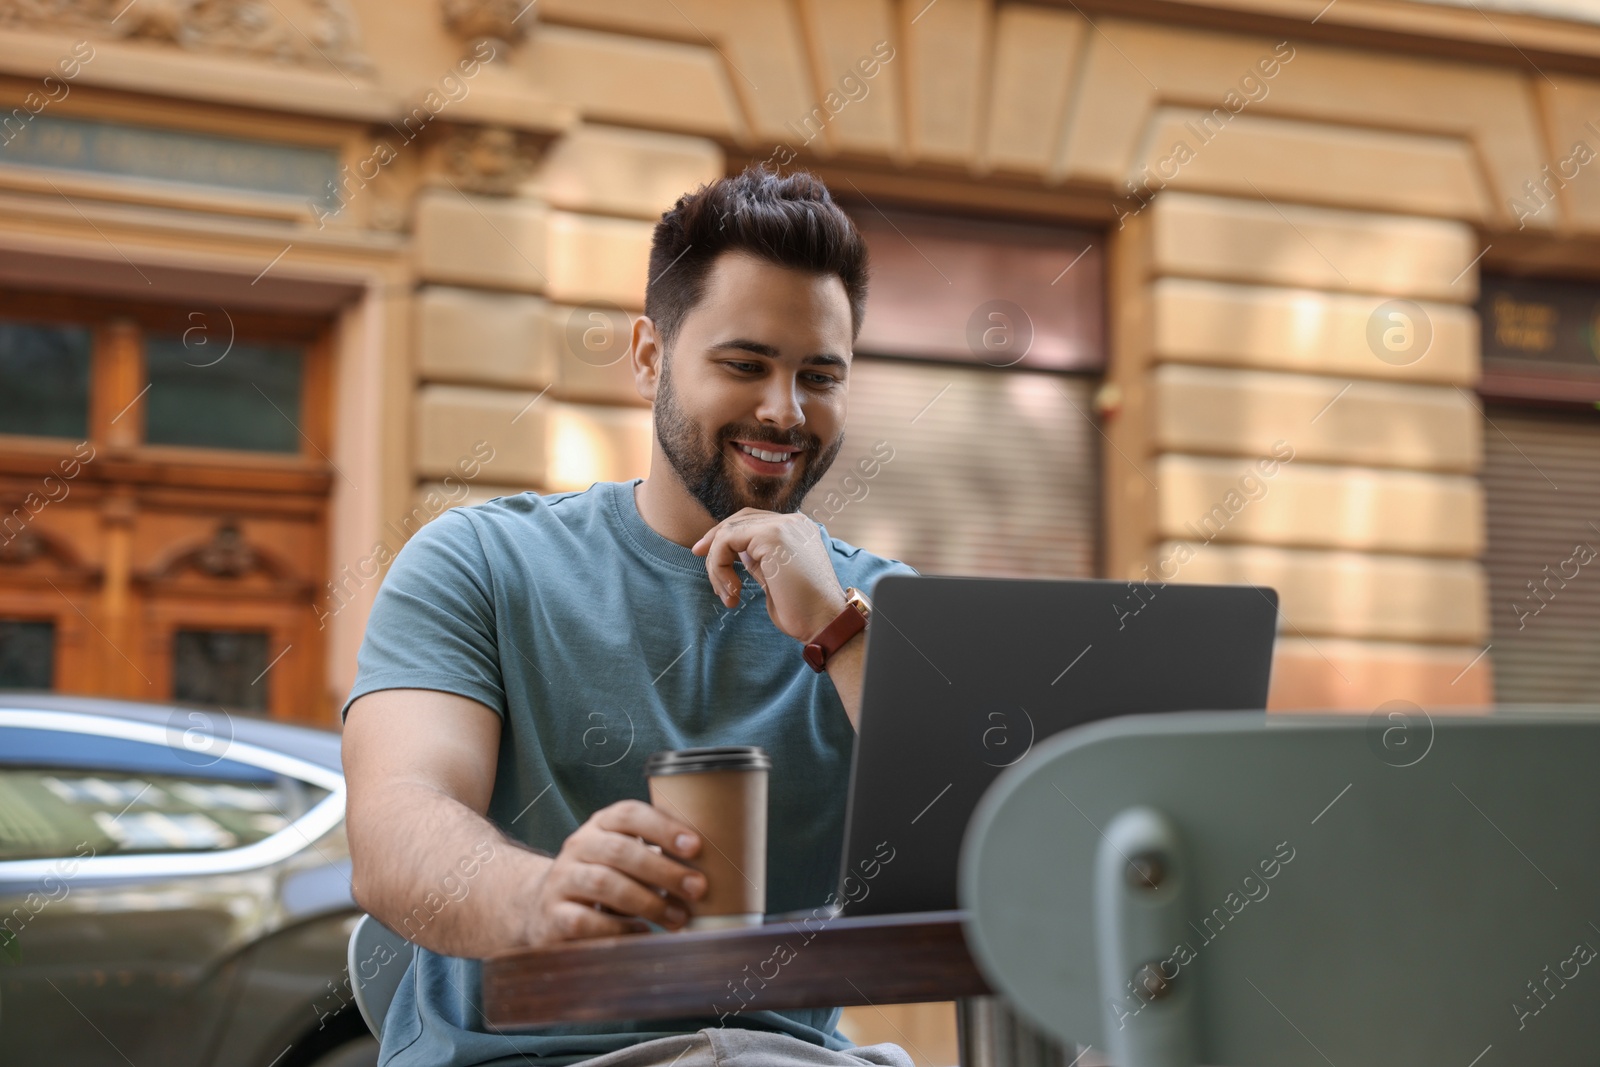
[8,0,1600,1058]
[6,0,1600,729]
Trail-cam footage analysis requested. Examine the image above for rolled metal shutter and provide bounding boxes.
[802,356,1099,578]
[1483,404,1600,702]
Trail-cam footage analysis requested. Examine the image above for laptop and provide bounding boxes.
[832,574,1279,917]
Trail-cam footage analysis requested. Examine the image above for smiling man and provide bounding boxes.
[340,167,918,1067]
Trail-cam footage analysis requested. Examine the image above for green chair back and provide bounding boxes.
[961,708,1600,1067]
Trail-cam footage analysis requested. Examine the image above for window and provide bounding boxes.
[0,289,334,723]
[813,207,1104,578]
[0,319,91,439]
[848,209,1103,373]
[143,336,304,453]
[1477,275,1600,703]
[1481,405,1600,702]
[0,620,54,689]
[803,360,1099,578]
[172,629,271,711]
[0,295,319,457]
[0,725,330,862]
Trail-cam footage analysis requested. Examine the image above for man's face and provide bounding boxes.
[648,251,851,522]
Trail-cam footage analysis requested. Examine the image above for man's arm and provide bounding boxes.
[823,628,866,731]
[343,688,709,957]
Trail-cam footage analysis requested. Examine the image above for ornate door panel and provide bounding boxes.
[0,291,333,724]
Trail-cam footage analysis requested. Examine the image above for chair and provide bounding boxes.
[960,707,1600,1067]
[348,913,416,1041]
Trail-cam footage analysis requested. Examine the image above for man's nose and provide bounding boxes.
[756,374,805,430]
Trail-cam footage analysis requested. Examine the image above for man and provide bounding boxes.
[342,166,919,1067]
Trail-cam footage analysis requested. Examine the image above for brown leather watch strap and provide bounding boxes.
[802,587,870,673]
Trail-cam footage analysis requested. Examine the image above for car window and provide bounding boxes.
[0,725,331,862]
[0,724,272,779]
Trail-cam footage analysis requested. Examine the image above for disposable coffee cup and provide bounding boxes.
[644,746,769,930]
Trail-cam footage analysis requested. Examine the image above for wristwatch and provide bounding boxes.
[803,586,872,673]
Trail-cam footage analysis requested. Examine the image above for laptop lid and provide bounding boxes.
[835,575,1279,917]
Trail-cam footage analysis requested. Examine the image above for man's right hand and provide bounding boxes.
[345,690,711,956]
[524,799,708,945]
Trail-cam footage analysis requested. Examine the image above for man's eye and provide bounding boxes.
[804,373,839,386]
[726,361,761,373]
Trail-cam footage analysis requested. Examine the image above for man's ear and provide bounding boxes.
[631,315,663,404]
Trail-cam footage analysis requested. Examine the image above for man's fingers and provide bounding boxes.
[738,549,772,595]
[576,828,706,901]
[693,510,804,607]
[593,799,699,858]
[690,507,760,553]
[549,900,642,941]
[700,525,749,606]
[557,862,689,927]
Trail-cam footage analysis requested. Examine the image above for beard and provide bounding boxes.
[653,357,844,523]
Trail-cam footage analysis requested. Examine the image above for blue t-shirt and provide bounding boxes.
[341,478,917,1067]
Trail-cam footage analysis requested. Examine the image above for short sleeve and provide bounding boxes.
[340,509,506,723]
[820,525,920,598]
[864,560,919,589]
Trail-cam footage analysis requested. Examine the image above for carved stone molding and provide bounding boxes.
[148,518,270,579]
[192,520,257,579]
[0,0,372,74]
[440,0,530,51]
[434,124,539,196]
[0,528,44,567]
[143,519,305,594]
[0,524,103,584]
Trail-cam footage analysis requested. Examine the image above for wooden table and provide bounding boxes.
[482,909,993,1029]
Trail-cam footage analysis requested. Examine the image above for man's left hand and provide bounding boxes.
[690,509,846,644]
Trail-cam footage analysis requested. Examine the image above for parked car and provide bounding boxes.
[0,693,377,1067]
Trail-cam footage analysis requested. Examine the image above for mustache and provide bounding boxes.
[721,428,816,451]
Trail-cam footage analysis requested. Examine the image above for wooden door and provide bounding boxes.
[0,291,333,724]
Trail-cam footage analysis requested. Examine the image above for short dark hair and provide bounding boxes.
[644,165,870,355]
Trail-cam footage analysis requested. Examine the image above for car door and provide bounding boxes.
[0,708,344,1067]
